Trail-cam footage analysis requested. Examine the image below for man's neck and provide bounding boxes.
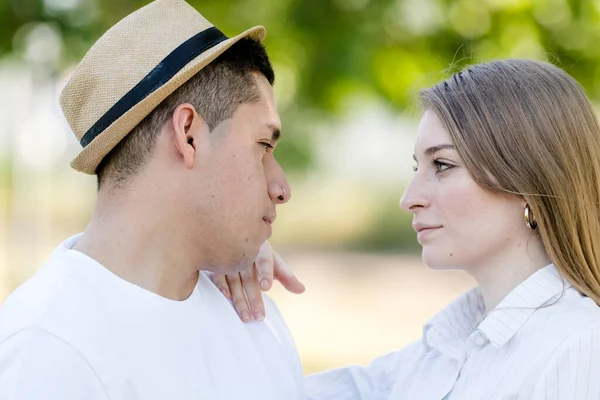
[73,205,200,301]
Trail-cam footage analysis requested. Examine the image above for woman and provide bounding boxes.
[215,59,600,399]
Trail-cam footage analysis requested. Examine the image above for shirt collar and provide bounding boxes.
[422,264,567,357]
[422,286,485,358]
[478,264,566,348]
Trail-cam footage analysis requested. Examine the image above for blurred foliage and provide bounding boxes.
[3,0,600,251]
[3,0,600,170]
[4,0,600,108]
[350,197,420,253]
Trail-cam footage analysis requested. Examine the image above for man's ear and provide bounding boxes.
[170,103,208,169]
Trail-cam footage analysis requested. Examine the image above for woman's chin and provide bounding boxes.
[421,250,459,271]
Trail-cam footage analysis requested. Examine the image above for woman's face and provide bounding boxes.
[400,110,530,272]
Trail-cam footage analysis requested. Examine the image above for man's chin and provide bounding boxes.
[225,250,259,274]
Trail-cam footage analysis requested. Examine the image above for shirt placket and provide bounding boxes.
[444,331,488,400]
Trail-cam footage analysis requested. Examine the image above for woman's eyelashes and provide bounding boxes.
[432,159,454,173]
[412,159,455,174]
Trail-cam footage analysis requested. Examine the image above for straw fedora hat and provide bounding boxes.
[60,0,266,174]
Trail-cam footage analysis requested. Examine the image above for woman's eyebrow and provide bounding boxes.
[425,144,455,156]
[413,144,455,161]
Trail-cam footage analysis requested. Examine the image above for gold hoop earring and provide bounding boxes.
[524,204,537,230]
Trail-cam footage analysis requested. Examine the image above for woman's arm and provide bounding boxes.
[305,344,419,400]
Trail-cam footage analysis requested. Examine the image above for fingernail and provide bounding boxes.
[253,309,264,321]
[240,310,251,322]
[260,279,269,291]
[221,289,230,299]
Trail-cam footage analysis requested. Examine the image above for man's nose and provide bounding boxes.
[265,156,290,204]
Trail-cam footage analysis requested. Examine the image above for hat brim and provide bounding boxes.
[70,25,266,175]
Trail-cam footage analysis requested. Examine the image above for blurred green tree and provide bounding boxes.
[2,0,600,171]
[3,0,600,252]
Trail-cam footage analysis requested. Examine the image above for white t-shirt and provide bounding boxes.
[0,234,306,400]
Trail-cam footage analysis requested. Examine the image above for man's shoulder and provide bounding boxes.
[0,247,96,344]
[0,326,109,399]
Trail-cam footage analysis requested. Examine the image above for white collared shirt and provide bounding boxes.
[305,265,600,399]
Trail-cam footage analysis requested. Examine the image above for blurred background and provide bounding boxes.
[2,0,600,374]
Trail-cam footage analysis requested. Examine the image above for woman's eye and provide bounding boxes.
[413,160,454,174]
[260,142,273,150]
[433,160,452,173]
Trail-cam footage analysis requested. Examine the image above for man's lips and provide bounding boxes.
[263,216,276,225]
[263,216,275,238]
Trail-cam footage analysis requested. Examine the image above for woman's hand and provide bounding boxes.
[210,242,305,322]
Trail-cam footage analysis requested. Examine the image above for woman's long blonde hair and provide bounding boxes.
[420,59,600,305]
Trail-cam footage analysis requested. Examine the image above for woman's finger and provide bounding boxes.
[208,272,231,299]
[240,264,265,321]
[273,251,306,294]
[226,273,252,322]
[254,242,274,291]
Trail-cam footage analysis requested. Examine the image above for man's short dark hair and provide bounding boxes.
[96,38,275,189]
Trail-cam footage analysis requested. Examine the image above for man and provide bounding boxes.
[0,0,306,398]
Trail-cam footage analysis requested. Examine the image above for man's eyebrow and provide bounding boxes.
[413,144,455,161]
